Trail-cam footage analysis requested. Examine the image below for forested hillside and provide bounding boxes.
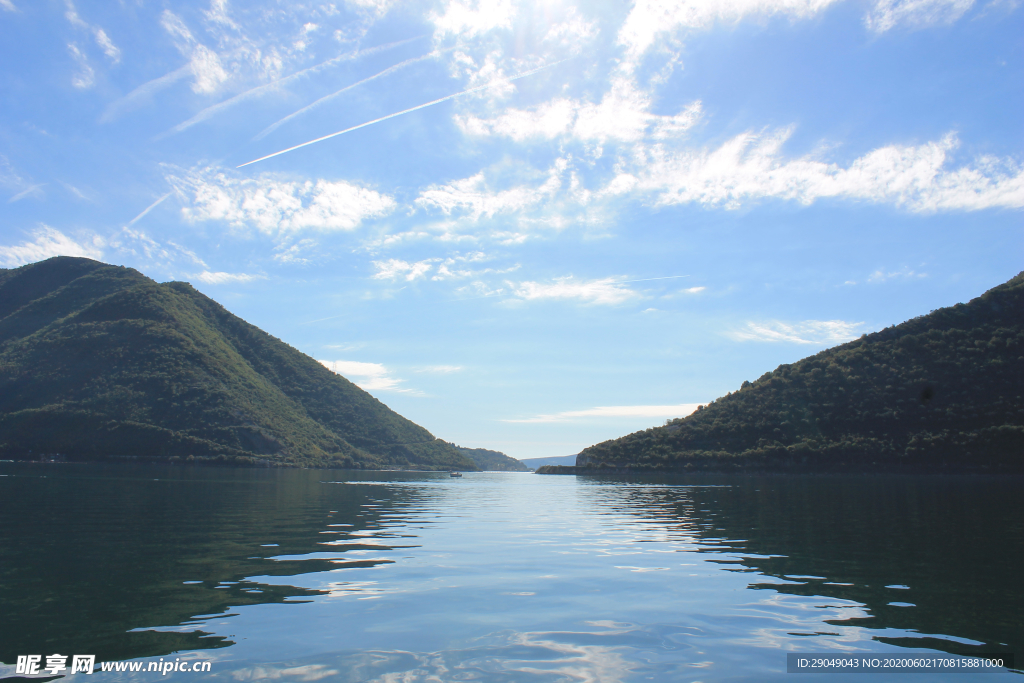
[0,257,475,470]
[578,272,1024,472]
[453,445,529,471]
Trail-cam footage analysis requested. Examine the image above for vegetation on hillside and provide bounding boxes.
[0,257,476,470]
[578,272,1024,473]
[452,445,529,471]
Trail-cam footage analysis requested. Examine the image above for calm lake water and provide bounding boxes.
[0,463,1020,681]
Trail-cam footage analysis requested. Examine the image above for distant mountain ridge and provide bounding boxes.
[0,257,475,470]
[520,455,578,469]
[452,445,529,471]
[577,272,1024,473]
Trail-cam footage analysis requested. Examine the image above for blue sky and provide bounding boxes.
[1,0,1021,459]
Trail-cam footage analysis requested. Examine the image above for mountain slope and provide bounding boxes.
[0,257,475,470]
[453,445,530,471]
[579,273,1024,472]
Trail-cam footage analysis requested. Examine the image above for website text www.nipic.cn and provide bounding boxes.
[16,654,212,675]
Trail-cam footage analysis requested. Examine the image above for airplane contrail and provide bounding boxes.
[155,36,425,140]
[253,49,448,141]
[237,61,564,169]
[7,183,46,203]
[100,65,191,124]
[125,192,173,227]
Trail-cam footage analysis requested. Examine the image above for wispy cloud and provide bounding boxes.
[319,359,420,394]
[617,0,841,66]
[194,270,263,284]
[64,0,120,63]
[866,0,976,32]
[0,0,16,12]
[616,0,970,66]
[433,253,519,280]
[369,252,518,285]
[416,365,463,373]
[109,227,206,268]
[169,167,395,234]
[371,258,438,281]
[0,226,103,267]
[457,79,702,144]
[729,319,865,344]
[431,0,516,39]
[273,238,318,264]
[160,10,228,94]
[415,160,566,220]
[604,131,1024,212]
[867,266,928,282]
[68,43,95,89]
[510,276,639,305]
[504,403,703,423]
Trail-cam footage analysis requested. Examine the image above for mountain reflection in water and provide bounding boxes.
[0,464,429,663]
[574,474,1022,659]
[0,464,1019,681]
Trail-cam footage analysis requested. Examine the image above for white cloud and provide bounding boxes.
[504,403,703,423]
[416,160,568,220]
[108,227,206,268]
[0,226,103,267]
[68,43,95,89]
[416,365,463,373]
[273,238,318,264]
[161,10,229,94]
[867,266,928,282]
[371,258,438,281]
[543,7,599,52]
[432,0,515,39]
[345,0,394,16]
[64,0,87,28]
[0,155,25,190]
[866,0,976,32]
[65,1,121,63]
[729,319,865,344]
[172,169,396,233]
[433,259,519,280]
[618,0,841,64]
[0,0,16,12]
[194,271,262,284]
[319,359,418,393]
[616,0,981,67]
[684,286,706,293]
[510,276,639,305]
[93,28,121,62]
[605,131,1024,212]
[457,80,703,144]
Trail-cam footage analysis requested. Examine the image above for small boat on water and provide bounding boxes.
[449,471,463,478]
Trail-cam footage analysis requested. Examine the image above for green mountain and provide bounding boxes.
[452,445,530,471]
[577,272,1024,473]
[0,257,475,470]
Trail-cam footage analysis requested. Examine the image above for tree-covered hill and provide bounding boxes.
[578,272,1024,473]
[452,445,530,471]
[0,257,475,470]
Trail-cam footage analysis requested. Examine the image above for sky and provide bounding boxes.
[0,0,1021,459]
